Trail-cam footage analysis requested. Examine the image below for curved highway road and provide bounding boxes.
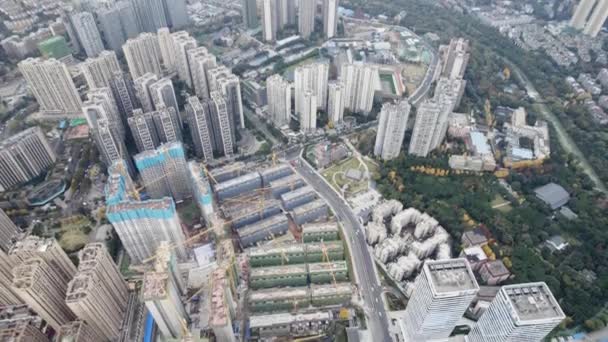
[293,156,392,342]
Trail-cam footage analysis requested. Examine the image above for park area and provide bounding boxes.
[56,216,92,253]
[321,157,379,197]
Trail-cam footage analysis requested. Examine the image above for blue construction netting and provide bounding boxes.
[144,312,154,342]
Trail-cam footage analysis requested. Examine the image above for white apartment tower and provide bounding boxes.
[134,73,159,112]
[152,105,183,143]
[157,28,176,74]
[11,258,77,331]
[107,197,187,263]
[71,12,104,58]
[322,0,339,38]
[0,251,22,305]
[300,90,317,132]
[94,119,130,166]
[374,100,411,160]
[186,96,215,161]
[0,127,56,192]
[340,63,378,114]
[401,259,479,341]
[85,87,125,138]
[172,31,198,87]
[294,63,329,115]
[142,270,188,338]
[570,0,608,37]
[123,33,163,79]
[266,74,292,127]
[149,78,179,116]
[80,50,122,89]
[133,142,192,201]
[110,71,138,117]
[468,282,565,342]
[18,58,82,116]
[188,47,217,99]
[571,0,596,29]
[299,0,316,39]
[327,81,345,124]
[408,100,442,157]
[209,91,235,157]
[0,210,19,254]
[262,0,278,42]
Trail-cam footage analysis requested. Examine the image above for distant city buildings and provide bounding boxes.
[242,0,259,29]
[374,100,411,160]
[298,0,316,39]
[0,127,56,192]
[19,58,83,116]
[266,74,292,127]
[401,259,479,341]
[188,47,217,99]
[172,31,198,87]
[262,0,278,42]
[157,28,176,74]
[96,0,140,53]
[80,50,122,89]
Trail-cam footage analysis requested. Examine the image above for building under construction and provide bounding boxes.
[248,242,345,267]
[142,271,188,339]
[310,283,352,307]
[302,222,340,243]
[291,199,329,226]
[308,261,349,284]
[269,174,305,198]
[250,264,309,289]
[259,164,293,185]
[306,241,345,263]
[0,305,47,342]
[214,172,262,201]
[249,311,332,339]
[248,286,310,313]
[280,186,317,210]
[227,199,282,229]
[238,214,290,247]
[209,268,237,342]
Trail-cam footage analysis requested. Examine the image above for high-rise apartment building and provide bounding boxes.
[408,100,442,158]
[96,1,140,52]
[186,96,215,161]
[172,31,198,87]
[157,28,176,74]
[0,305,48,342]
[340,63,378,114]
[107,197,187,263]
[0,210,19,254]
[188,162,215,224]
[85,87,125,138]
[132,0,167,32]
[80,51,122,90]
[94,119,130,166]
[242,0,259,29]
[570,0,608,37]
[66,243,128,341]
[71,12,104,58]
[300,90,317,132]
[110,71,138,117]
[299,0,316,39]
[374,100,411,160]
[322,0,339,38]
[327,81,345,124]
[401,259,479,341]
[468,282,565,342]
[123,33,163,79]
[441,38,470,80]
[262,0,278,42]
[142,270,188,338]
[188,47,217,99]
[266,74,292,127]
[134,142,192,201]
[152,105,183,143]
[135,73,159,112]
[286,0,297,25]
[0,251,22,305]
[11,258,76,331]
[128,109,161,152]
[294,63,329,116]
[57,321,103,342]
[164,0,189,29]
[9,236,77,284]
[149,78,180,117]
[0,127,56,192]
[209,91,235,157]
[217,73,245,132]
[19,58,82,116]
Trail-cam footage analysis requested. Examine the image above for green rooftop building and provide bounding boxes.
[308,261,349,284]
[38,36,71,60]
[250,264,308,289]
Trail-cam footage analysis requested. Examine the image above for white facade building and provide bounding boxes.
[123,33,163,79]
[322,0,339,38]
[71,12,104,58]
[266,74,292,127]
[172,31,198,87]
[327,81,345,124]
[262,0,278,42]
[294,63,329,116]
[80,51,122,90]
[374,100,411,160]
[300,90,317,133]
[298,0,316,39]
[187,47,217,99]
[157,28,176,74]
[340,63,378,114]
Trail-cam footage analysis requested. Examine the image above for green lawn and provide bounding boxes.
[490,194,512,213]
[322,158,369,195]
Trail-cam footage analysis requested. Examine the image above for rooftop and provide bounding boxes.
[291,199,327,215]
[534,183,569,209]
[503,282,565,323]
[0,127,41,149]
[248,243,306,257]
[425,259,479,294]
[270,174,303,188]
[214,171,260,192]
[310,282,352,296]
[260,164,292,178]
[281,185,316,202]
[141,272,169,301]
[249,286,309,301]
[66,273,96,302]
[306,241,344,253]
[483,260,509,276]
[238,214,288,237]
[250,264,308,278]
[308,261,348,273]
[302,222,339,234]
[249,311,332,328]
[470,131,491,155]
